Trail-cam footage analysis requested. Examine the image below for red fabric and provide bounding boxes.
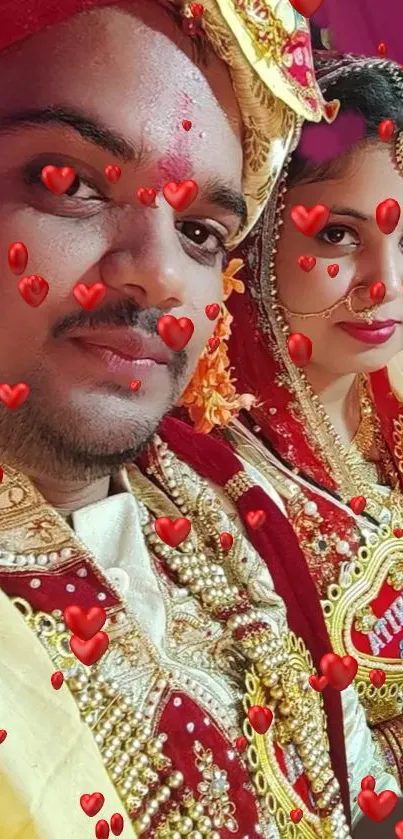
[0,0,123,52]
[154,414,351,824]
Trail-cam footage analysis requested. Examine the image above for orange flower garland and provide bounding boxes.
[179,258,255,433]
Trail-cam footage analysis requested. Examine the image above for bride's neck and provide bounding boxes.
[305,365,361,447]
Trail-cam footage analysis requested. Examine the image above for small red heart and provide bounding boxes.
[95,820,110,839]
[220,532,234,551]
[130,380,142,392]
[291,204,330,236]
[247,705,273,735]
[395,821,403,839]
[393,527,403,538]
[73,282,107,311]
[349,496,367,515]
[290,809,303,824]
[320,653,358,691]
[70,632,109,666]
[361,776,376,791]
[378,42,388,57]
[236,735,248,752]
[0,383,30,410]
[357,789,398,823]
[190,2,204,17]
[246,509,266,529]
[136,187,157,207]
[205,303,220,320]
[41,165,75,195]
[376,198,401,235]
[288,0,324,17]
[324,100,340,122]
[182,120,192,131]
[51,671,64,690]
[110,813,124,836]
[309,674,329,692]
[163,180,199,212]
[64,605,107,641]
[157,315,194,351]
[8,241,28,275]
[327,263,339,278]
[379,119,395,142]
[155,516,191,548]
[18,274,49,308]
[80,792,105,817]
[287,333,312,367]
[370,281,386,304]
[369,669,386,688]
[208,336,220,352]
[0,730,7,744]
[104,164,121,183]
[298,255,316,272]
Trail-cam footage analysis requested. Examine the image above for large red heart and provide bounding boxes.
[190,2,204,17]
[395,821,403,838]
[136,187,157,207]
[70,632,109,666]
[289,0,324,17]
[41,165,76,195]
[327,263,339,278]
[298,255,316,272]
[73,282,107,311]
[51,671,64,690]
[110,813,124,836]
[246,510,266,529]
[376,198,401,235]
[369,669,386,688]
[95,820,110,839]
[291,204,330,236]
[205,303,220,320]
[220,532,233,551]
[80,792,105,817]
[308,674,328,692]
[163,180,199,212]
[64,605,107,641]
[320,653,358,690]
[247,705,273,735]
[0,383,30,410]
[287,333,312,367]
[370,281,386,304]
[290,809,303,824]
[104,165,121,184]
[18,275,49,308]
[157,315,194,351]
[8,241,28,275]
[154,516,191,548]
[379,119,395,142]
[357,789,398,823]
[349,496,367,515]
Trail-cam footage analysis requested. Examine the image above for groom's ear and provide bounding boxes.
[353,797,403,837]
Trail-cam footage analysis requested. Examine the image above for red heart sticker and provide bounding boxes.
[157,315,194,351]
[18,274,49,308]
[190,2,204,17]
[379,119,395,142]
[110,813,124,836]
[290,809,303,824]
[73,282,107,311]
[0,467,3,483]
[220,532,234,551]
[155,516,191,548]
[8,241,28,275]
[51,671,64,690]
[205,303,220,320]
[361,776,376,791]
[64,605,107,641]
[0,383,30,410]
[41,165,76,195]
[320,653,358,691]
[208,336,220,352]
[395,821,403,838]
[163,179,199,212]
[246,510,266,529]
[357,789,398,823]
[136,187,157,207]
[248,705,273,735]
[95,820,110,839]
[70,632,109,666]
[291,204,330,236]
[376,198,401,235]
[236,735,248,752]
[378,42,388,57]
[369,669,386,688]
[182,120,192,131]
[288,0,324,17]
[287,333,312,367]
[130,380,142,392]
[327,264,339,278]
[80,792,105,817]
[370,281,386,304]
[349,496,367,515]
[298,255,316,272]
[308,674,329,692]
[0,730,7,744]
[104,165,121,183]
[393,527,403,538]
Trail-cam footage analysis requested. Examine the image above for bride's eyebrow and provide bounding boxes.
[329,206,369,221]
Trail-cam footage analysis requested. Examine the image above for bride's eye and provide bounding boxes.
[317,224,359,246]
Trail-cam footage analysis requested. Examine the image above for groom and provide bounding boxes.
[0,1,395,837]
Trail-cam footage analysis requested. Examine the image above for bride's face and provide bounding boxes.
[275,143,403,378]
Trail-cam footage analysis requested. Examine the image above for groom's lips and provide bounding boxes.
[64,327,171,380]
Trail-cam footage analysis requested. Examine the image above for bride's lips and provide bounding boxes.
[65,328,171,379]
[337,320,400,345]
